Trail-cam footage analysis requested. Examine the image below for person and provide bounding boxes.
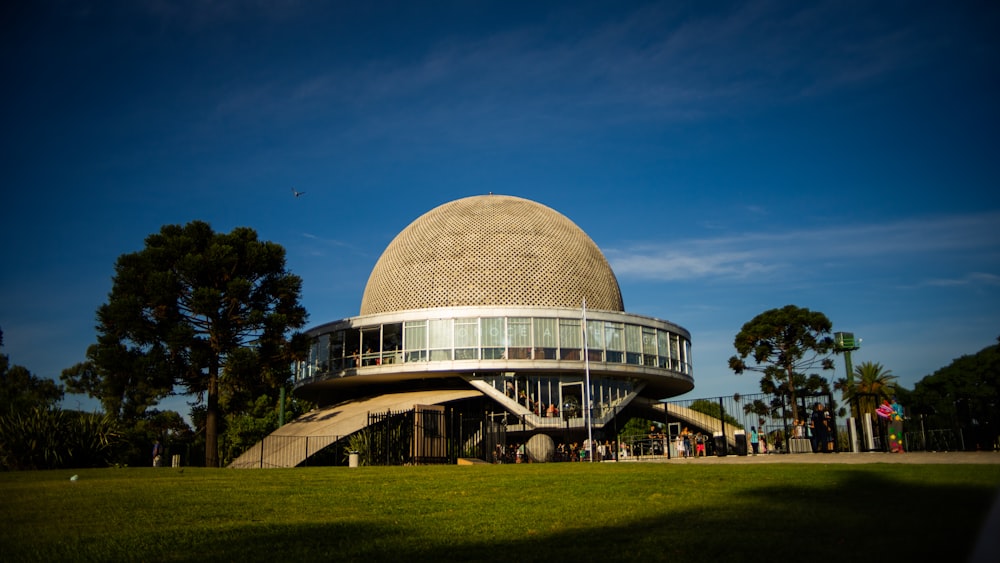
[823,406,835,452]
[888,396,905,453]
[810,403,830,453]
[750,426,760,455]
[695,433,706,457]
[648,425,661,455]
[152,440,163,467]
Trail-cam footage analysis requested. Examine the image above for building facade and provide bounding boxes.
[291,194,693,441]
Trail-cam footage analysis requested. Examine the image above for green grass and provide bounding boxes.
[2,463,998,562]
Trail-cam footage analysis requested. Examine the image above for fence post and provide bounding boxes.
[718,397,728,456]
[260,436,265,469]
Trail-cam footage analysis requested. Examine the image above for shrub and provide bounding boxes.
[0,407,121,470]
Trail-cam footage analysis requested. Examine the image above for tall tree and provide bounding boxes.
[79,221,307,467]
[728,305,836,421]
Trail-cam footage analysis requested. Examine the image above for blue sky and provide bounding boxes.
[2,1,998,416]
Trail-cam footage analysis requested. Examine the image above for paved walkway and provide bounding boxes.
[642,451,1000,464]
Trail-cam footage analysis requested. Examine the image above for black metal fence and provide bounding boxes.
[228,406,506,468]
[659,391,837,455]
[362,406,506,466]
[229,392,987,468]
[228,434,347,468]
[660,392,982,454]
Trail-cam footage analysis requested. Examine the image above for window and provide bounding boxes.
[404,321,428,362]
[559,319,581,360]
[605,322,623,363]
[533,318,557,359]
[361,327,380,365]
[642,327,657,366]
[330,330,346,370]
[317,334,330,372]
[587,320,604,362]
[670,333,681,371]
[381,324,402,364]
[507,317,531,359]
[455,318,479,360]
[657,330,670,369]
[482,317,505,359]
[625,324,642,365]
[307,340,319,377]
[429,319,452,361]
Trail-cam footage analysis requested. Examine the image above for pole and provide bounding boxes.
[279,386,286,427]
[718,397,727,456]
[844,349,854,388]
[613,405,619,462]
[843,349,857,419]
[583,297,594,462]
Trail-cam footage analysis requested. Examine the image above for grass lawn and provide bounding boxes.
[2,462,997,562]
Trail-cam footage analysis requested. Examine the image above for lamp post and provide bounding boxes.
[833,332,861,451]
[582,298,594,462]
[834,332,861,419]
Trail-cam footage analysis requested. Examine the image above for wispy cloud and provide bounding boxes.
[205,1,942,146]
[301,232,351,247]
[297,232,360,258]
[607,211,1000,283]
[924,272,1000,287]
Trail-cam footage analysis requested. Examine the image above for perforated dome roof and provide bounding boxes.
[359,194,624,315]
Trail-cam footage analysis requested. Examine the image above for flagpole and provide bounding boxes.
[583,297,593,462]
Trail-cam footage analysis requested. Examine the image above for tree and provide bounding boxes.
[1,328,65,411]
[728,305,836,421]
[220,392,313,466]
[834,361,897,415]
[61,346,174,425]
[76,221,307,467]
[619,416,657,439]
[689,398,743,429]
[909,336,1000,450]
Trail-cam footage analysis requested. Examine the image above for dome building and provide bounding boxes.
[240,194,692,467]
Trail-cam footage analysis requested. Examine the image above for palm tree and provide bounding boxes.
[835,361,897,415]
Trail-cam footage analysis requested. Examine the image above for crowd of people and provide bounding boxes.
[495,439,627,463]
[491,402,900,463]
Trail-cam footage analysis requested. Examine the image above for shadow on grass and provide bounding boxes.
[146,471,993,563]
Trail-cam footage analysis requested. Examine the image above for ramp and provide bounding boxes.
[229,389,482,468]
[634,397,743,448]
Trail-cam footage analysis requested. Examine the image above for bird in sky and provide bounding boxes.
[292,188,306,197]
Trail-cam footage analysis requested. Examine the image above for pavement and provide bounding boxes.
[636,451,1000,464]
